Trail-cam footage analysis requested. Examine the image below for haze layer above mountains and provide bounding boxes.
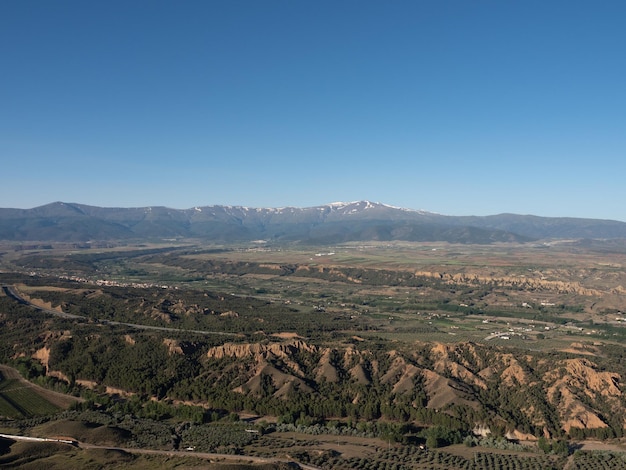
[2,201,626,244]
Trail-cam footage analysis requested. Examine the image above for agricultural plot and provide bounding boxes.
[289,445,566,469]
[0,394,21,419]
[0,377,59,418]
[571,451,626,470]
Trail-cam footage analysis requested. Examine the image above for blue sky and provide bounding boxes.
[2,1,625,221]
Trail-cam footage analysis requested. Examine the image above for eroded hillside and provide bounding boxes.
[1,239,626,454]
[18,313,625,441]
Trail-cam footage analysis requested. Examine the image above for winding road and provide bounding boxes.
[2,285,239,337]
[0,432,321,469]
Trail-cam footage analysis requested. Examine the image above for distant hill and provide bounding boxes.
[1,201,625,244]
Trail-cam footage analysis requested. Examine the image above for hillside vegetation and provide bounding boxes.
[1,240,626,468]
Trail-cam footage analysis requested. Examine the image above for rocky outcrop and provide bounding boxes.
[380,354,421,394]
[207,339,317,360]
[207,339,318,378]
[315,349,339,383]
[543,358,622,432]
[499,354,535,388]
[14,288,65,313]
[422,369,478,410]
[545,358,622,399]
[505,429,537,441]
[556,387,609,433]
[32,347,51,371]
[163,338,184,355]
[413,270,605,296]
[430,343,487,390]
[28,327,625,436]
[204,339,626,433]
[233,361,313,399]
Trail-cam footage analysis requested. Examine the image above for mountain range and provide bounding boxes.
[1,201,626,244]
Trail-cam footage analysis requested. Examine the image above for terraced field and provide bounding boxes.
[0,373,60,418]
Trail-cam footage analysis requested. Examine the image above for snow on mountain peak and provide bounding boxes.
[188,201,437,217]
[326,200,379,210]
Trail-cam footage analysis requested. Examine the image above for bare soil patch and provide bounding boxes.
[270,431,384,459]
[271,332,304,339]
[443,443,543,460]
[575,439,626,453]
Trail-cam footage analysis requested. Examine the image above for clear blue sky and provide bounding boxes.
[2,1,625,221]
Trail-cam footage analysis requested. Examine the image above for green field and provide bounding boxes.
[0,376,60,418]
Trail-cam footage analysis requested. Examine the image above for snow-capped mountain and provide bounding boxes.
[1,201,626,243]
